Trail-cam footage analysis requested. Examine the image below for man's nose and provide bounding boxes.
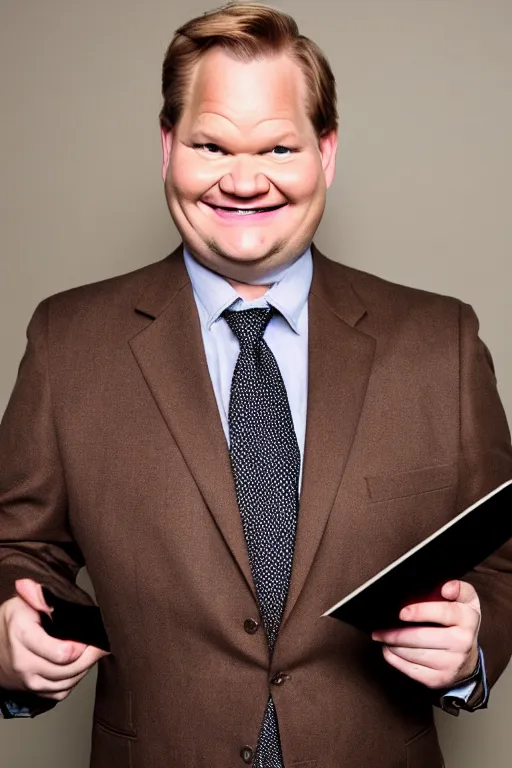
[219,155,270,198]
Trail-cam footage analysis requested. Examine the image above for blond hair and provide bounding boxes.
[159,2,338,137]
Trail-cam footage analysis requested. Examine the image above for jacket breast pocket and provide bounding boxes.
[366,463,456,503]
[363,464,458,557]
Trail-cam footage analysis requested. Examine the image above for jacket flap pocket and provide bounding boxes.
[366,464,455,503]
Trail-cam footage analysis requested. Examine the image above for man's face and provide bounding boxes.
[161,48,337,282]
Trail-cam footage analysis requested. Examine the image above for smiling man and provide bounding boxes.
[1,3,512,768]
[161,46,336,290]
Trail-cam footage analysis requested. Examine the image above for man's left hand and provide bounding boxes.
[371,580,481,689]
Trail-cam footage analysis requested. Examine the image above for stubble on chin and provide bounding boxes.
[205,237,287,269]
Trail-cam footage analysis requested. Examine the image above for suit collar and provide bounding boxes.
[134,243,368,327]
[310,244,367,328]
[134,245,190,320]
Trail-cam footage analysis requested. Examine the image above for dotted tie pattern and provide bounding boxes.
[224,307,300,768]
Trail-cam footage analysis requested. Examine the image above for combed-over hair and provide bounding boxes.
[159,2,338,137]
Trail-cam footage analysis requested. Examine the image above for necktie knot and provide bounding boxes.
[223,307,275,349]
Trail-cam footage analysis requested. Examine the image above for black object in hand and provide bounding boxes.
[323,479,512,633]
[40,588,110,652]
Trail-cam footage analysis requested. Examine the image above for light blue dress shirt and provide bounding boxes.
[183,246,311,488]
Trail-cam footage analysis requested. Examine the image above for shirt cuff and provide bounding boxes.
[440,646,488,715]
[0,697,34,718]
[0,691,56,719]
[444,679,477,702]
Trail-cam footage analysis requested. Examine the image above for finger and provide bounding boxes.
[36,689,79,702]
[399,600,478,628]
[18,644,108,683]
[14,579,51,615]
[18,667,91,696]
[385,645,460,669]
[372,625,456,650]
[381,645,453,689]
[17,621,87,665]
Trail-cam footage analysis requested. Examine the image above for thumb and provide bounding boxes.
[441,579,479,608]
[15,578,52,615]
[89,646,111,662]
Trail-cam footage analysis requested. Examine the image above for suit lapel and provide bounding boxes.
[282,249,376,627]
[129,248,256,599]
[128,247,375,617]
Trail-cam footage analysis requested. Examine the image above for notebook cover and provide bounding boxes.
[323,479,512,633]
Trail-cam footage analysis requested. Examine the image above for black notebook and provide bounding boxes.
[40,588,110,652]
[323,479,512,633]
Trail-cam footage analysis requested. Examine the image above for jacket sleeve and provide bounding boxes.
[457,301,512,692]
[0,299,94,611]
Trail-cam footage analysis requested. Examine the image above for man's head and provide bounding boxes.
[160,2,338,282]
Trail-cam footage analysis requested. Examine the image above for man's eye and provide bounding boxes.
[193,143,224,154]
[270,146,294,157]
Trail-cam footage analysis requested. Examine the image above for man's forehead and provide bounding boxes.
[191,110,302,137]
[183,48,311,133]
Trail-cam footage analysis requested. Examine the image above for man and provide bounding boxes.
[0,3,511,766]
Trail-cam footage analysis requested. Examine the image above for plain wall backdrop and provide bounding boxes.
[1,0,511,765]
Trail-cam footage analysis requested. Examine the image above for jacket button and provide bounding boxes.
[240,745,254,763]
[244,618,260,634]
[270,672,290,686]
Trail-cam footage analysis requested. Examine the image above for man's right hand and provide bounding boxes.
[0,578,109,701]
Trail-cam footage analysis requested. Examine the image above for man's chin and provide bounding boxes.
[199,239,288,277]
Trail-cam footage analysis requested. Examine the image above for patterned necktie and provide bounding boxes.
[224,307,301,768]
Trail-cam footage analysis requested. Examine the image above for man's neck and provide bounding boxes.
[227,280,270,301]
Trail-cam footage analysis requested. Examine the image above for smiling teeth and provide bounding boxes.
[210,204,281,215]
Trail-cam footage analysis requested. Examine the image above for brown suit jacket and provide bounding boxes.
[1,246,512,768]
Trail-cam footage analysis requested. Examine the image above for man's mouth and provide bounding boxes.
[203,202,286,216]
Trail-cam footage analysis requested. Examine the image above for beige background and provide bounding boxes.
[1,0,511,765]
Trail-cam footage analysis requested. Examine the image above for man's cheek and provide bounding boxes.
[272,161,322,201]
[171,157,213,195]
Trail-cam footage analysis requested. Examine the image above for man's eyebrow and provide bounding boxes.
[265,131,301,144]
[189,130,225,142]
[189,129,301,145]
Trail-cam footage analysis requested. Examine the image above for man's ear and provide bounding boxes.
[319,129,338,189]
[160,127,174,181]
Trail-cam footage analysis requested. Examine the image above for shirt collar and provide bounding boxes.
[183,246,312,335]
